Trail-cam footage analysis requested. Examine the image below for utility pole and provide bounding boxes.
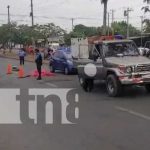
[30,0,34,26]
[124,8,133,39]
[110,9,115,35]
[7,5,10,24]
[7,5,11,50]
[30,0,35,48]
[126,8,130,39]
[140,16,144,47]
[71,18,74,31]
[107,12,110,36]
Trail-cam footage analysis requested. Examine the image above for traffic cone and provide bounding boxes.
[7,64,12,74]
[18,66,24,78]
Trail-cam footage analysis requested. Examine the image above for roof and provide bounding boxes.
[102,39,133,44]
[88,35,114,44]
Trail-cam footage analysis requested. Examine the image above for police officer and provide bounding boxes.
[18,48,26,65]
[35,49,43,80]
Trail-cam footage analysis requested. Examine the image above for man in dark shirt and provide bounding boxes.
[35,49,43,80]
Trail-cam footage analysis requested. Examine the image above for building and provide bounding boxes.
[47,35,64,45]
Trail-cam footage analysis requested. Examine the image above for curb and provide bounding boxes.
[0,55,49,64]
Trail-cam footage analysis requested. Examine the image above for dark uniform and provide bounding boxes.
[18,49,26,65]
[35,49,43,80]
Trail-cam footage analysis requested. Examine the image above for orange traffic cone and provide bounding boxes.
[7,64,12,74]
[18,66,24,78]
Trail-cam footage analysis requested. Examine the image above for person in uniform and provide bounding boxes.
[35,49,43,80]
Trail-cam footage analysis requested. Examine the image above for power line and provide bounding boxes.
[0,13,103,20]
[34,0,68,11]
[0,12,148,21]
[0,11,146,31]
[0,13,28,17]
[0,14,145,26]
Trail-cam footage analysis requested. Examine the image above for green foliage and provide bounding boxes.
[142,0,150,32]
[73,24,102,37]
[112,21,140,37]
[0,23,65,47]
[64,24,102,45]
[143,19,150,33]
[64,22,140,45]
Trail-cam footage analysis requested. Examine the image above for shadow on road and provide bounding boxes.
[90,82,150,100]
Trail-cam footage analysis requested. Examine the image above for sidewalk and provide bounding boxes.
[0,50,49,64]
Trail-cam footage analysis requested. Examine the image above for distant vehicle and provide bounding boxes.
[138,47,150,56]
[49,43,59,52]
[138,41,150,56]
[49,50,77,75]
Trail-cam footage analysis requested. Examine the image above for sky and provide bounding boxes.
[0,0,149,31]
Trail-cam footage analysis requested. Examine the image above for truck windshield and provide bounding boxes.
[104,42,139,57]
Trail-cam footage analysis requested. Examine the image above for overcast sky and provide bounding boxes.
[0,0,149,31]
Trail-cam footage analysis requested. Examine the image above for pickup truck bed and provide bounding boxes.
[75,58,103,79]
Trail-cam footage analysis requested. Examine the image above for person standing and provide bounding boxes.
[35,49,43,80]
[18,48,26,65]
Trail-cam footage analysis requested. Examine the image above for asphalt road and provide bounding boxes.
[0,57,150,150]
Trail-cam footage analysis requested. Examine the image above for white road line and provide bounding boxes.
[46,83,58,88]
[115,106,150,121]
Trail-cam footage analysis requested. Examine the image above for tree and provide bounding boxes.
[0,23,66,47]
[142,0,150,12]
[112,21,140,37]
[73,24,102,37]
[0,24,10,47]
[34,23,65,39]
[142,0,150,32]
[101,0,108,35]
[144,0,150,2]
[64,24,103,45]
[143,19,150,33]
[0,23,18,48]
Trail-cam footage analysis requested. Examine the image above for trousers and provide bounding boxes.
[20,56,24,65]
[36,64,42,78]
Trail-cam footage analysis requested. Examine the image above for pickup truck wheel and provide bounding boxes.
[145,84,150,92]
[79,76,93,92]
[106,74,122,97]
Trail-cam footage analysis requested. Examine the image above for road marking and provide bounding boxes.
[115,106,150,121]
[46,83,58,88]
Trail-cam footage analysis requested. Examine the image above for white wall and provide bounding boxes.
[71,38,89,59]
